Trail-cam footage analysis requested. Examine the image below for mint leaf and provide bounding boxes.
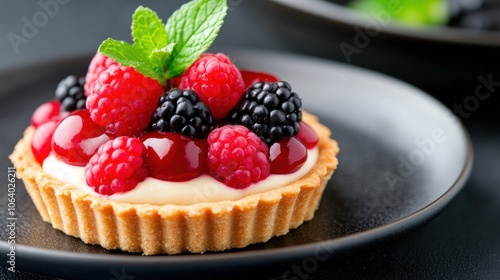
[149,43,175,73]
[98,38,163,82]
[164,0,228,78]
[132,6,169,55]
[98,1,228,85]
[99,6,172,85]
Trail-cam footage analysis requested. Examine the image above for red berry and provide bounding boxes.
[31,100,61,128]
[296,122,318,149]
[86,64,164,136]
[207,125,270,189]
[31,120,58,164]
[239,70,279,88]
[52,109,111,166]
[140,131,207,182]
[179,53,245,119]
[269,137,307,174]
[84,52,119,96]
[85,136,147,195]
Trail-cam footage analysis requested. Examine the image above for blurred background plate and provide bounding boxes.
[271,0,500,46]
[269,0,500,118]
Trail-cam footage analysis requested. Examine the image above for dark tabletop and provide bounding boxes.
[1,0,499,279]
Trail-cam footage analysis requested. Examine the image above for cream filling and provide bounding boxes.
[42,147,318,205]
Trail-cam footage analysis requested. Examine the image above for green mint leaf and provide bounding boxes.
[132,6,169,54]
[149,42,175,73]
[164,0,228,78]
[99,6,171,86]
[98,1,228,85]
[98,38,163,82]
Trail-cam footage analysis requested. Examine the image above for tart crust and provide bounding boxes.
[10,112,339,255]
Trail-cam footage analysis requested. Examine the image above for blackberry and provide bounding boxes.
[150,88,214,138]
[229,81,302,145]
[55,75,86,112]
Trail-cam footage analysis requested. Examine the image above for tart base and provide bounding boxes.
[9,112,339,255]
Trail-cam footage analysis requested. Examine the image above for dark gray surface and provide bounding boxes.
[0,0,498,279]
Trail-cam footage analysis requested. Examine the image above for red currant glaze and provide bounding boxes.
[52,109,111,166]
[296,122,318,149]
[240,70,279,88]
[168,76,182,88]
[269,137,307,174]
[31,120,58,164]
[31,100,61,128]
[140,131,208,182]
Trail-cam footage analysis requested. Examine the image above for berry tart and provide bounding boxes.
[10,0,339,255]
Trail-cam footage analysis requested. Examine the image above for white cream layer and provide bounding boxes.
[42,147,318,206]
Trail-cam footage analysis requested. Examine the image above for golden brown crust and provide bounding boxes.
[9,112,339,255]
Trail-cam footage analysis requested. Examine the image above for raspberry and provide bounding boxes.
[150,88,214,138]
[85,136,148,195]
[55,75,86,112]
[207,125,270,189]
[84,53,119,96]
[86,65,164,136]
[229,81,302,145]
[179,53,245,119]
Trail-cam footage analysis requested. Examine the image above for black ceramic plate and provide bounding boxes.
[0,50,472,280]
[271,0,500,46]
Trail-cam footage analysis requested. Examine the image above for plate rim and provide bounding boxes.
[270,0,500,47]
[0,50,473,277]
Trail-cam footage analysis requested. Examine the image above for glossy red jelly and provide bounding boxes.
[240,69,279,87]
[269,137,307,174]
[296,122,318,149]
[31,100,61,128]
[52,109,111,166]
[31,120,59,164]
[140,131,208,181]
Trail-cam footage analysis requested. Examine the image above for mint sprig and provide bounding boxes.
[164,0,228,78]
[99,6,170,84]
[97,0,228,86]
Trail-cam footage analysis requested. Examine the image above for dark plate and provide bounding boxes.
[0,50,472,280]
[270,0,500,46]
